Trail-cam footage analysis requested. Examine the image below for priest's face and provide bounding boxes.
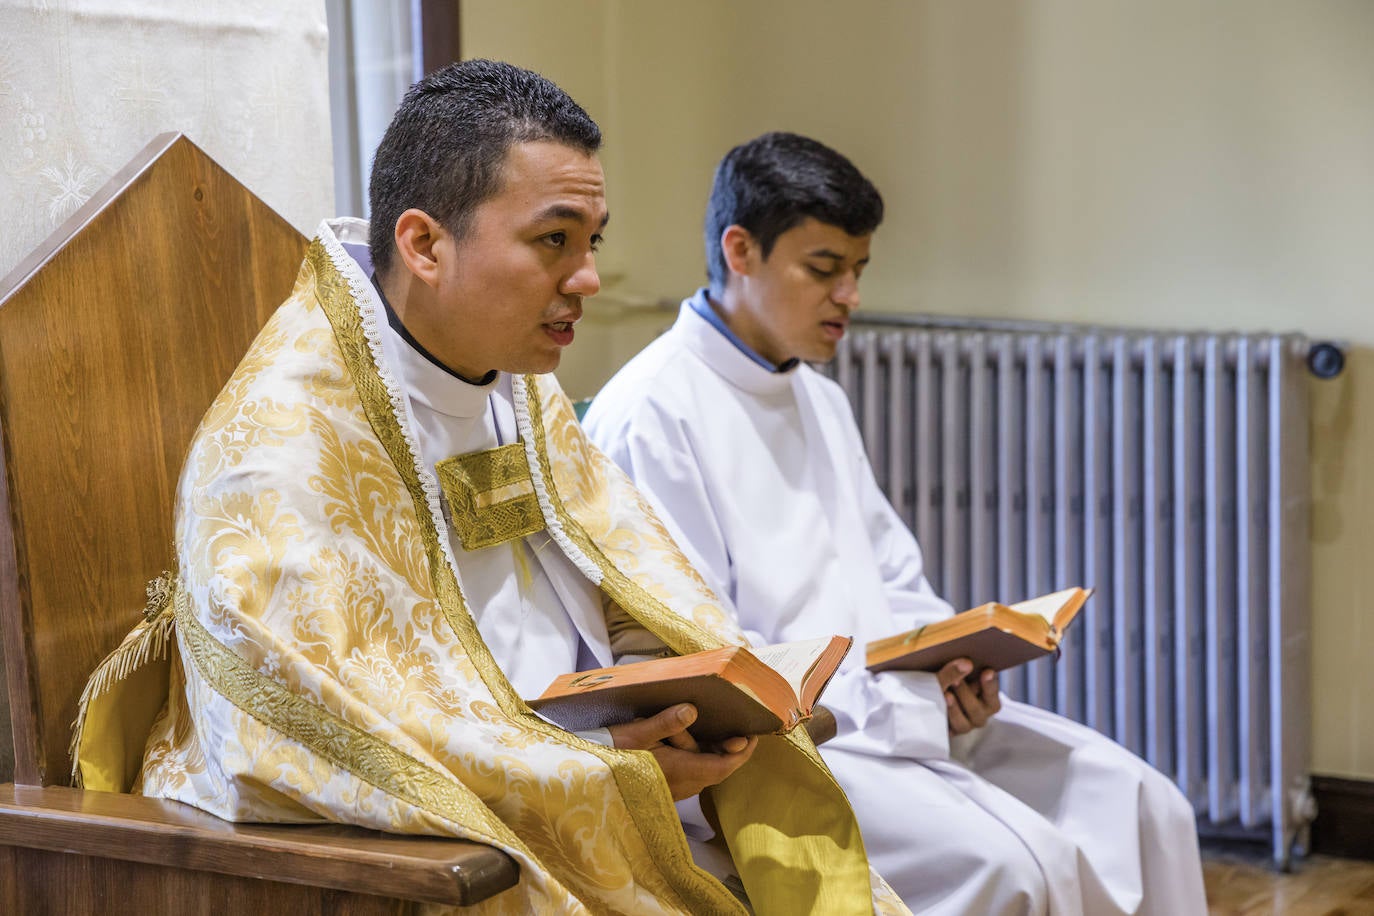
[419,141,606,378]
[725,218,871,366]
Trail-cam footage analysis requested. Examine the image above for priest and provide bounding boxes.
[73,66,905,915]
[586,131,1208,915]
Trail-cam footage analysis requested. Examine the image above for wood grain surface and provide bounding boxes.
[0,784,519,906]
[0,133,304,787]
[1205,847,1374,915]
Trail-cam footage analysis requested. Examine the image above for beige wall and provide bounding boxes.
[464,0,1374,779]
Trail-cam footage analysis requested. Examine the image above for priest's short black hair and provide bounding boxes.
[705,132,883,296]
[368,59,602,277]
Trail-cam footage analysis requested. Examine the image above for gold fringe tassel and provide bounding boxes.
[69,572,178,787]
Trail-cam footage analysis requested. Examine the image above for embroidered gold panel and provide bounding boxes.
[435,444,545,550]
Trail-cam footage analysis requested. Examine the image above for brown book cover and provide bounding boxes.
[866,587,1092,674]
[529,635,852,743]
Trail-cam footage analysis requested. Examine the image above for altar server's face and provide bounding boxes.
[723,218,870,365]
[409,141,606,378]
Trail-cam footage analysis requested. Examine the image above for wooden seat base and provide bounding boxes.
[0,784,519,909]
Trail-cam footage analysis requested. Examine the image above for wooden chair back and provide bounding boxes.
[0,133,307,786]
[0,136,519,908]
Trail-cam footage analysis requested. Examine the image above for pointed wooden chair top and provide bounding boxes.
[0,133,517,909]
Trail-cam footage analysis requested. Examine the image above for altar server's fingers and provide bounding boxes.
[936,658,975,691]
[945,690,973,735]
[951,678,993,729]
[978,669,1002,714]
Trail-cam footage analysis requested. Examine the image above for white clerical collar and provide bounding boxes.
[676,291,797,396]
[336,237,498,418]
[388,323,499,418]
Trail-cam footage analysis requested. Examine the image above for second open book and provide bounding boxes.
[866,586,1092,674]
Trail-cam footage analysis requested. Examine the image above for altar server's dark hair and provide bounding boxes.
[368,59,602,276]
[705,132,883,296]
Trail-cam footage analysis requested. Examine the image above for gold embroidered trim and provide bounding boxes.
[436,443,545,549]
[307,241,525,713]
[479,479,534,508]
[172,586,520,851]
[308,243,737,913]
[521,376,723,658]
[69,572,179,786]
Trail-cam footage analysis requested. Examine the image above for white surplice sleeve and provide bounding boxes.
[811,381,957,760]
[586,398,771,647]
[848,440,956,633]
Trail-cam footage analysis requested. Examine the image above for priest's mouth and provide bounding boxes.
[545,320,576,346]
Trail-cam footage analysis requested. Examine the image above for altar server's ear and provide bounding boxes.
[393,208,447,289]
[720,224,759,279]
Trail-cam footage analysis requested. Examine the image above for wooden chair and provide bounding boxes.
[0,134,519,912]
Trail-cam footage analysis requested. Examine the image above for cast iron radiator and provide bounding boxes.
[824,315,1323,866]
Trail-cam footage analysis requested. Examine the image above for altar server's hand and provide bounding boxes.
[937,659,1002,735]
[608,704,758,800]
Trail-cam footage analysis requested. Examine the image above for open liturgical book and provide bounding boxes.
[530,636,852,743]
[866,587,1092,674]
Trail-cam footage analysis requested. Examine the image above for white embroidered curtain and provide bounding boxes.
[0,0,334,282]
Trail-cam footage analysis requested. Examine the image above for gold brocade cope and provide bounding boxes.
[436,443,545,550]
[75,223,902,914]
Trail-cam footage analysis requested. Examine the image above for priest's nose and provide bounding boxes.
[563,255,601,298]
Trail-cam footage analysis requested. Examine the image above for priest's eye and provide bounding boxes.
[590,234,604,252]
[544,231,567,248]
[808,264,837,279]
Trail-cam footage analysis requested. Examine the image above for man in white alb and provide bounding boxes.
[585,131,1208,915]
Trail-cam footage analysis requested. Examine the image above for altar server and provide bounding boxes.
[586,131,1207,915]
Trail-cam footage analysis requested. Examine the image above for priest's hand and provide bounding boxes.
[937,658,1002,735]
[608,704,758,801]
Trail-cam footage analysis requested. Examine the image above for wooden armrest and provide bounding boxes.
[0,784,518,905]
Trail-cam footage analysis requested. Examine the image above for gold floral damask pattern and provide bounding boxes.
[136,234,764,914]
[145,267,580,911]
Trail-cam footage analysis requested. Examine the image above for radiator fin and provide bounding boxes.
[826,320,1311,865]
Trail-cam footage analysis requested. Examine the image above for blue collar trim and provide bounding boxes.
[687,289,798,373]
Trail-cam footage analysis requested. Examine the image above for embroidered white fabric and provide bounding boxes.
[0,0,333,280]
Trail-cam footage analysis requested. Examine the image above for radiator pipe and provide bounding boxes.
[1306,342,1345,379]
[847,315,1347,379]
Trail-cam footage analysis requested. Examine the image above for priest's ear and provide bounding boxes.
[392,208,447,289]
[720,225,760,279]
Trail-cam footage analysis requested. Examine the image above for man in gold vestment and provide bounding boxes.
[73,60,906,915]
